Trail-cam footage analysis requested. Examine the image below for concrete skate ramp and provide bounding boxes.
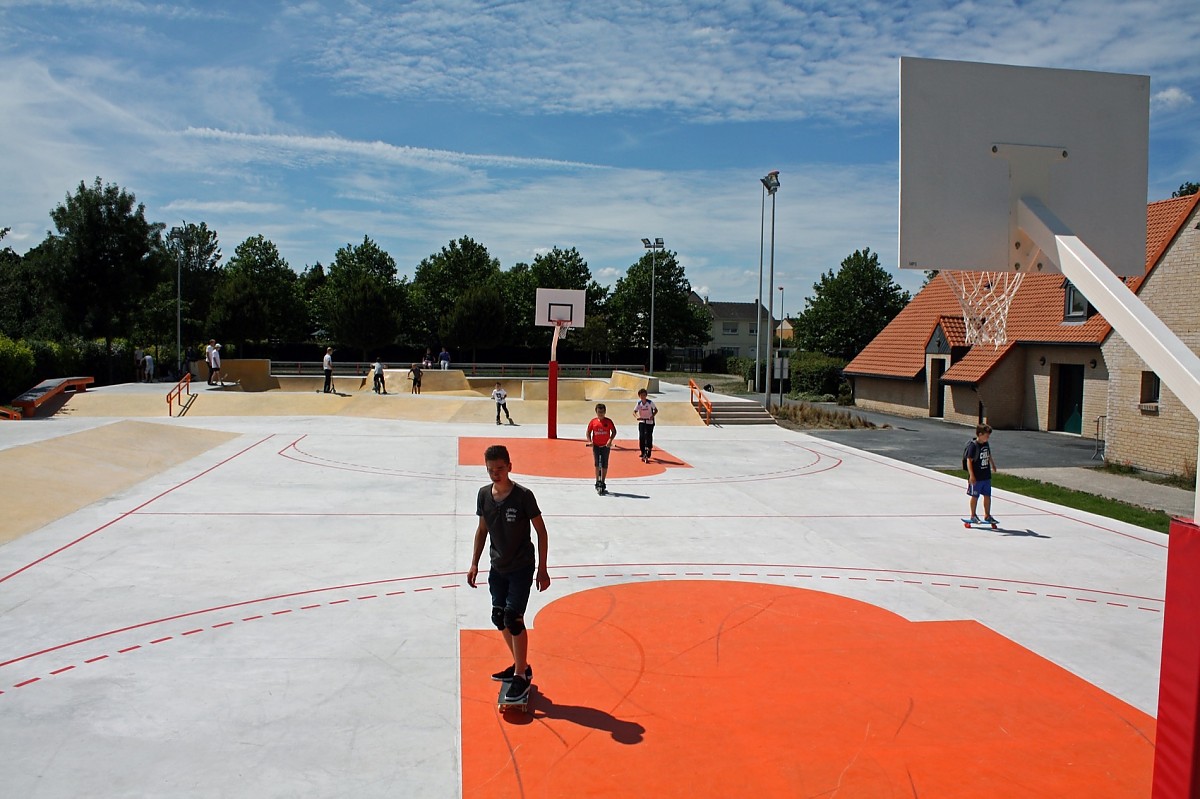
[0,420,237,545]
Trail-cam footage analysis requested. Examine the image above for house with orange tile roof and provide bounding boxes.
[845,194,1200,468]
[1100,192,1200,476]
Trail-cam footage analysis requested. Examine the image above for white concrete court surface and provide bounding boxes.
[0,406,1167,797]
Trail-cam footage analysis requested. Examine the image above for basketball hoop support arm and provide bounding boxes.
[1018,195,1200,520]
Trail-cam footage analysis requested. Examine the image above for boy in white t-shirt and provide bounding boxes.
[491,382,512,425]
[633,388,658,462]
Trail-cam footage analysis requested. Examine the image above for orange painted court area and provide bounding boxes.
[457,436,691,479]
[461,581,1155,798]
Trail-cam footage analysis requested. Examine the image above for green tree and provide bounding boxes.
[165,221,223,348]
[297,263,327,338]
[1173,181,1199,198]
[440,282,507,361]
[528,246,608,347]
[606,250,711,360]
[792,248,910,360]
[496,261,538,347]
[410,237,501,344]
[319,236,405,360]
[209,235,305,353]
[48,177,164,379]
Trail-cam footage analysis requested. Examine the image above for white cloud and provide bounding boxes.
[1152,87,1194,113]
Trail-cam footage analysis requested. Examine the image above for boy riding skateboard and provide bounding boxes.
[965,423,998,526]
[466,445,551,704]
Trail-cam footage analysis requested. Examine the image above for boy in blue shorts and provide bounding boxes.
[965,424,998,524]
[467,444,551,701]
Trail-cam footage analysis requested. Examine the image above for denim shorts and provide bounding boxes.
[489,563,535,615]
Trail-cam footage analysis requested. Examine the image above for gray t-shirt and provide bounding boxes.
[476,482,541,573]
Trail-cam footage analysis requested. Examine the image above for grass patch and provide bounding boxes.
[942,470,1171,534]
[772,402,879,431]
[1093,462,1197,492]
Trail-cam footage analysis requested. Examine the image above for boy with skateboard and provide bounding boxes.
[586,403,617,494]
[491,381,513,425]
[633,388,658,462]
[466,445,551,705]
[964,423,999,527]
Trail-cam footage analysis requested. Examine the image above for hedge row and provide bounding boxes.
[0,336,137,403]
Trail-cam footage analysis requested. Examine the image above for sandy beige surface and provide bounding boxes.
[0,420,238,545]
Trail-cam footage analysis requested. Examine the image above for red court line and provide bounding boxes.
[0,434,276,585]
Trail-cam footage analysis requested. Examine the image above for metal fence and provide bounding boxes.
[269,361,646,379]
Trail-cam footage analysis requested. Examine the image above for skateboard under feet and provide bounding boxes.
[962,517,999,529]
[497,679,533,713]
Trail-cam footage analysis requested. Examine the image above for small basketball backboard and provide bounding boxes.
[899,57,1148,276]
[534,288,586,329]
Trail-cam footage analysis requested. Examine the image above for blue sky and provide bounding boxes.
[2,1,1197,311]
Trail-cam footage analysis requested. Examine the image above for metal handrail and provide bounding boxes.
[166,372,192,417]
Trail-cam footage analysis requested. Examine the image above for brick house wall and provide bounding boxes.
[1102,204,1200,477]
[850,376,928,418]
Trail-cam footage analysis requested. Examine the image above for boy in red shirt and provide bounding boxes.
[586,403,617,494]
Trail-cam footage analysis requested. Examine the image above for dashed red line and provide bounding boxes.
[2,568,1162,700]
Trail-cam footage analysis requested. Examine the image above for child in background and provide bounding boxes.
[586,404,617,494]
[491,381,513,425]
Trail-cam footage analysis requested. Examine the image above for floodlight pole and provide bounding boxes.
[778,285,785,406]
[755,184,767,393]
[641,237,664,375]
[761,171,780,408]
[176,236,182,381]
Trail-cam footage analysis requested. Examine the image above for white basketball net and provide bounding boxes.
[939,270,1024,348]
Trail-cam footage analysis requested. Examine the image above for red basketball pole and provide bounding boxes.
[1152,517,1200,797]
[547,323,564,440]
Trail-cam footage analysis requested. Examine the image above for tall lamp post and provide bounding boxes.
[760,171,780,407]
[176,228,183,380]
[641,237,664,375]
[778,285,785,406]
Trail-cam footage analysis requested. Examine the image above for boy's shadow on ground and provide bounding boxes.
[995,526,1051,539]
[602,490,650,500]
[503,691,646,744]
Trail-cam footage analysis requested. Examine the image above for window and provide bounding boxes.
[719,347,738,357]
[748,324,757,336]
[1064,282,1088,319]
[722,322,739,335]
[1140,371,1161,404]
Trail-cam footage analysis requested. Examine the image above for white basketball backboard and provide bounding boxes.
[899,57,1148,276]
[534,288,586,328]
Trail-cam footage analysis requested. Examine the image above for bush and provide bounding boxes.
[790,351,847,396]
[0,335,36,402]
[836,381,854,406]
